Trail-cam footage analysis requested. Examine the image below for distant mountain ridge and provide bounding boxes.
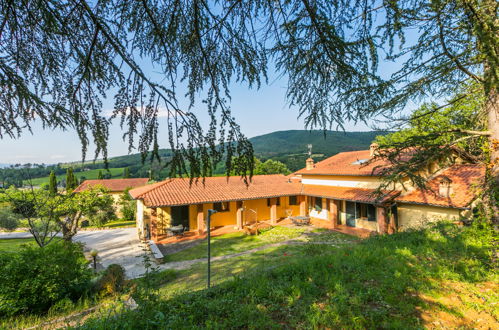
[0,130,390,185]
[247,130,389,171]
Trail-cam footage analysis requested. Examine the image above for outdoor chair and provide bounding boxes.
[167,224,186,237]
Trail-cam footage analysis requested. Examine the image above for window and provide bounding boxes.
[213,202,230,212]
[367,204,377,222]
[266,198,281,207]
[289,195,298,205]
[356,203,367,218]
[354,203,377,222]
[314,197,322,211]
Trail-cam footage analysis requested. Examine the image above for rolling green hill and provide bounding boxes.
[1,130,389,186]
[27,167,126,186]
[248,130,389,170]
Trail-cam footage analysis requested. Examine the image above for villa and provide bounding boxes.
[129,144,485,242]
[75,178,149,217]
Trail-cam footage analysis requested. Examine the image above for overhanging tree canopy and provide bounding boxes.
[0,0,497,186]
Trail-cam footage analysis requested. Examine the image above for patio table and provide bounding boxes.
[168,225,186,237]
[290,216,311,226]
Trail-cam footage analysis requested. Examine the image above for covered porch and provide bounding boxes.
[148,195,306,242]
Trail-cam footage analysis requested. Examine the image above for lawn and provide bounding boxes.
[26,167,125,186]
[80,222,497,329]
[162,226,315,262]
[0,238,38,253]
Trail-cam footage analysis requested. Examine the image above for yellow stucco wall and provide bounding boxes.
[109,192,124,217]
[397,203,462,230]
[140,196,302,232]
[301,174,382,189]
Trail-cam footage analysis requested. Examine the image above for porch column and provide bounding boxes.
[150,208,158,242]
[377,206,388,234]
[236,201,243,229]
[270,198,278,224]
[299,196,307,216]
[328,199,338,228]
[196,204,204,235]
[388,207,396,234]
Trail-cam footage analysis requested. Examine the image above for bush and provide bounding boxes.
[0,207,20,231]
[89,206,117,227]
[119,189,136,221]
[93,264,126,296]
[0,241,93,316]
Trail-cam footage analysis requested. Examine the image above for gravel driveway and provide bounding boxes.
[74,228,150,279]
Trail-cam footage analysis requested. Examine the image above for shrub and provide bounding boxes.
[119,189,136,221]
[0,207,20,231]
[93,264,126,296]
[0,241,92,316]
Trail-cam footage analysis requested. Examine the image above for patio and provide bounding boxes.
[155,217,373,249]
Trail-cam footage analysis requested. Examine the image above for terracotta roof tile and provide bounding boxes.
[302,185,400,204]
[395,164,485,209]
[74,178,149,193]
[129,174,302,207]
[295,150,390,176]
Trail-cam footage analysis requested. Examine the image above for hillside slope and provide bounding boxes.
[1,130,389,185]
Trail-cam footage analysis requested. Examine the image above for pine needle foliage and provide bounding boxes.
[0,0,497,185]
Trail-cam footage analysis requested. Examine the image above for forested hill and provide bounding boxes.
[250,130,389,171]
[0,130,389,186]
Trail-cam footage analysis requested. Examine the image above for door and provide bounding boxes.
[345,201,356,227]
[171,205,190,229]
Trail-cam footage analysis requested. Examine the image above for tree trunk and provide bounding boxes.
[486,87,498,224]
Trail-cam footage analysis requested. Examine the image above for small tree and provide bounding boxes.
[48,171,58,196]
[2,187,62,247]
[57,187,116,239]
[0,208,20,231]
[254,159,291,175]
[65,167,77,191]
[123,167,130,178]
[119,188,136,221]
[97,170,104,180]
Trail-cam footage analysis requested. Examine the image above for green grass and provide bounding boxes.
[0,237,64,254]
[79,222,497,329]
[0,238,38,253]
[26,167,125,186]
[162,226,308,262]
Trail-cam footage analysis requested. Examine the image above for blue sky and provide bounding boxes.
[0,71,377,165]
[1,21,419,165]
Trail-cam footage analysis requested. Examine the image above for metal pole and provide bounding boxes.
[207,209,217,289]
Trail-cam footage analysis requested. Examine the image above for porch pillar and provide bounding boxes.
[328,199,338,228]
[388,207,396,234]
[377,206,388,234]
[299,196,307,216]
[150,208,158,242]
[236,201,244,229]
[196,204,204,235]
[270,198,278,224]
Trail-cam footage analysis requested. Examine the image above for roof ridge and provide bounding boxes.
[133,179,173,198]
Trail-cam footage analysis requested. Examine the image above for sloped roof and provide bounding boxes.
[395,164,485,209]
[74,178,149,193]
[295,150,390,176]
[302,185,400,204]
[129,175,302,207]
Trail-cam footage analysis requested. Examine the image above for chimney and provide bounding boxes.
[438,177,453,198]
[369,143,379,157]
[306,157,314,170]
